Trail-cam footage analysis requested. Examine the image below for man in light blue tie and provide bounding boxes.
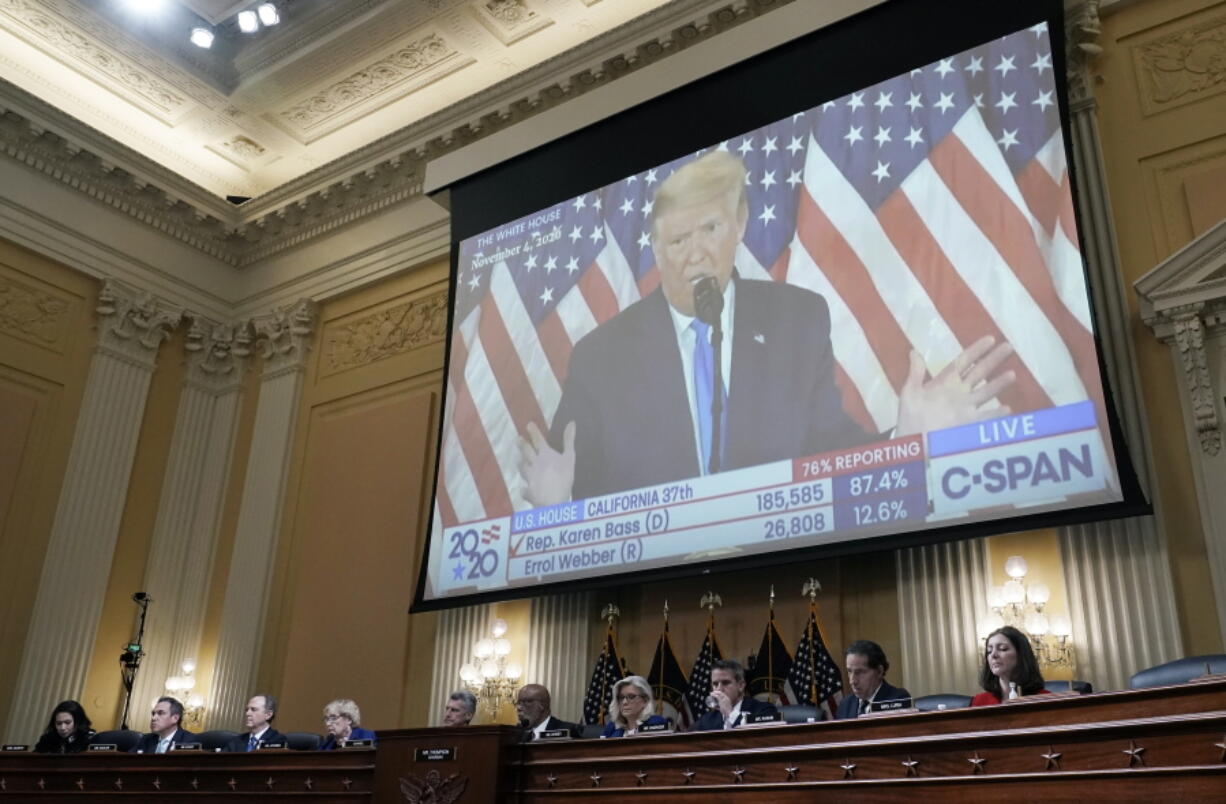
[520,150,1018,505]
[131,697,196,753]
[228,694,283,752]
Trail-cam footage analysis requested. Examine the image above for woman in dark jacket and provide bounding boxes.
[34,700,94,753]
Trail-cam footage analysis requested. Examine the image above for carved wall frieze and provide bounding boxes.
[255,299,317,378]
[0,272,71,350]
[1065,0,1103,108]
[1170,305,1221,456]
[1134,14,1226,116]
[274,32,473,143]
[184,316,253,392]
[0,0,215,122]
[471,0,553,46]
[95,279,181,368]
[322,290,448,377]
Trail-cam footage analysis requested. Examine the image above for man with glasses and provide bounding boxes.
[514,684,580,741]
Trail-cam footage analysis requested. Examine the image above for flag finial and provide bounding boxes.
[700,591,722,612]
[802,578,821,601]
[769,584,776,611]
[663,599,670,623]
[601,603,620,627]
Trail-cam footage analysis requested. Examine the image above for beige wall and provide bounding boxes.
[256,260,450,735]
[0,241,97,732]
[1092,0,1226,653]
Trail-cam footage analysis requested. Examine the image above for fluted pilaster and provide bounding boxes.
[428,605,491,726]
[128,319,251,723]
[209,301,315,727]
[525,592,594,722]
[3,280,179,742]
[895,539,990,698]
[1058,0,1181,691]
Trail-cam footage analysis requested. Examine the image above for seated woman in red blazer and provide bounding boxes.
[971,626,1051,706]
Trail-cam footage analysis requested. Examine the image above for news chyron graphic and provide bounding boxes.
[426,24,1117,602]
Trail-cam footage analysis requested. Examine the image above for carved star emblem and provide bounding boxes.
[1123,740,1145,767]
[265,776,276,790]
[841,760,856,779]
[342,777,353,790]
[227,778,237,791]
[37,779,46,790]
[152,778,161,791]
[76,778,85,790]
[304,778,314,790]
[635,770,648,786]
[589,771,602,787]
[967,751,986,774]
[0,779,6,791]
[1215,736,1226,763]
[546,773,558,789]
[1042,747,1062,771]
[682,768,696,784]
[114,778,124,791]
[732,766,746,783]
[785,764,799,781]
[190,778,200,790]
[902,756,919,777]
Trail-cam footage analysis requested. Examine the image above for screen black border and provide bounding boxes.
[411,0,1151,613]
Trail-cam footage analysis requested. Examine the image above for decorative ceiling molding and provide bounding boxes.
[470,0,553,46]
[0,0,798,267]
[271,30,475,144]
[0,0,224,122]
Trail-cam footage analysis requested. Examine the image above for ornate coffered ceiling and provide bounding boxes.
[0,0,675,199]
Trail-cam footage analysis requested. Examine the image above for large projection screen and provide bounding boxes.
[413,0,1147,610]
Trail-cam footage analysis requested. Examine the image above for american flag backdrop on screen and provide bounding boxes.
[436,24,1102,532]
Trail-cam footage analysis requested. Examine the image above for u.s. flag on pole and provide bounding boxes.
[437,23,1102,532]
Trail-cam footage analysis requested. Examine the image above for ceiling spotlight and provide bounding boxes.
[189,27,214,48]
[237,9,259,33]
[257,3,280,26]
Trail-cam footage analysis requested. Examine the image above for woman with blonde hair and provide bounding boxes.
[601,676,668,738]
[319,698,377,749]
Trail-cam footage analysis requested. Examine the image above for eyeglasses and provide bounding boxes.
[322,714,345,723]
[616,693,644,702]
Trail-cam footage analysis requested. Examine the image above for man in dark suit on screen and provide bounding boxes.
[131,697,196,754]
[693,658,778,731]
[835,640,912,719]
[519,150,1016,505]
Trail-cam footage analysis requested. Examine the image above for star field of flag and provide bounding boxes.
[785,607,844,717]
[433,22,1103,544]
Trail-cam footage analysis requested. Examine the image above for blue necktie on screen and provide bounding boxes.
[691,319,727,473]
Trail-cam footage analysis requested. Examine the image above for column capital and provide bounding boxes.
[254,299,316,379]
[184,316,253,393]
[95,279,181,368]
[1065,0,1104,109]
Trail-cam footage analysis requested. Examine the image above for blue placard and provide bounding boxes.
[927,401,1096,458]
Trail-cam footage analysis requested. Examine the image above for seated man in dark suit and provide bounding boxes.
[693,659,779,731]
[227,694,284,751]
[835,640,912,719]
[515,684,580,740]
[131,697,196,753]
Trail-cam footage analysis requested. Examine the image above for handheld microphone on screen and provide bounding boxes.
[692,276,723,326]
